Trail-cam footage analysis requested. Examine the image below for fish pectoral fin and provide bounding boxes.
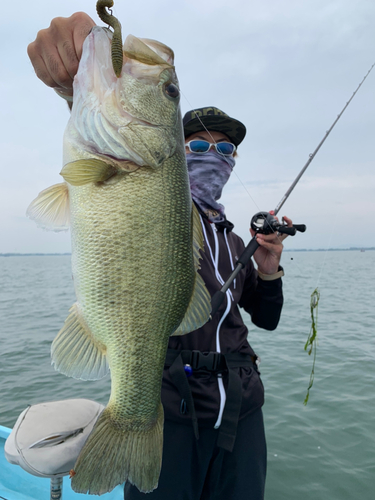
[60,159,117,186]
[26,182,70,231]
[172,273,211,336]
[51,303,109,380]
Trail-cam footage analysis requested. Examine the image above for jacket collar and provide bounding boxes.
[194,202,235,232]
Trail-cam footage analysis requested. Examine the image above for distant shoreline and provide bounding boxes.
[284,247,375,252]
[1,248,374,257]
[0,253,72,257]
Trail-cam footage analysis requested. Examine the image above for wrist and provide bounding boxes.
[257,266,284,281]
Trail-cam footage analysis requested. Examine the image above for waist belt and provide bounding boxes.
[165,349,257,453]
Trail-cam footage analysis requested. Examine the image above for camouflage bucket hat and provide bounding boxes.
[182,107,246,147]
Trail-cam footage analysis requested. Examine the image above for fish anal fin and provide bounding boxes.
[26,182,70,231]
[51,303,109,380]
[60,159,117,186]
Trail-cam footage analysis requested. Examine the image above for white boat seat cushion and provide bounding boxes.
[4,399,104,478]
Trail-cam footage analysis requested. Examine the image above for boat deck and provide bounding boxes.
[0,426,124,500]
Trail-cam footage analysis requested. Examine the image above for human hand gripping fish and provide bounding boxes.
[27,1,211,495]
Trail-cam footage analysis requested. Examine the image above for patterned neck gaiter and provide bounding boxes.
[186,151,235,223]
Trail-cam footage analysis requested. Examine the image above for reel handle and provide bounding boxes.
[277,226,296,236]
[293,224,307,233]
[278,224,306,236]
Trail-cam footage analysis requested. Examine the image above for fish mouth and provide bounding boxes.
[68,28,178,170]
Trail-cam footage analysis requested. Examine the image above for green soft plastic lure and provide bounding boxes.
[303,287,320,405]
[96,0,123,77]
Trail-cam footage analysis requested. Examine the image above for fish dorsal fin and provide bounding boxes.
[192,202,204,272]
[124,34,174,68]
[51,303,109,381]
[26,182,70,231]
[171,273,211,336]
[60,159,117,186]
[172,204,211,336]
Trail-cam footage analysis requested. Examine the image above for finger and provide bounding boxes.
[56,38,80,81]
[258,232,283,244]
[71,12,96,60]
[45,47,74,90]
[282,215,293,227]
[50,14,95,81]
[27,13,95,91]
[256,234,283,253]
[27,50,57,88]
[278,233,289,242]
[48,15,89,88]
[268,210,279,224]
[28,30,73,90]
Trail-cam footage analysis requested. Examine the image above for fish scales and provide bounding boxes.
[27,19,211,495]
[70,153,193,420]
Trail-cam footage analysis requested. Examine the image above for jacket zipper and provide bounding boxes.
[201,219,233,429]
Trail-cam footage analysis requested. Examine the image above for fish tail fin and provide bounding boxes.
[71,403,164,495]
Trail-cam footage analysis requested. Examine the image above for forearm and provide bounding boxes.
[240,274,284,331]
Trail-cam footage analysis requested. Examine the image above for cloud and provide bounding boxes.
[1,0,374,252]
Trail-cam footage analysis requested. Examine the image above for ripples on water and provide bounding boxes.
[247,250,375,500]
[0,256,111,426]
[0,252,374,500]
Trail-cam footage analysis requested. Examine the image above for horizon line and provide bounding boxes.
[1,247,374,257]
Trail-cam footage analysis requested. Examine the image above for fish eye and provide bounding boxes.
[164,83,179,98]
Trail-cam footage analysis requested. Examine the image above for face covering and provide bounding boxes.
[186,151,235,223]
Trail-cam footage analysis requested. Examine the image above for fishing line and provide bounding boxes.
[301,194,343,403]
[183,62,375,404]
[282,56,373,399]
[274,61,375,216]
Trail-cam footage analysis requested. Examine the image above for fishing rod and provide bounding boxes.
[210,61,375,317]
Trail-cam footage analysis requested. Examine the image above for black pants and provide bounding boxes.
[124,408,266,500]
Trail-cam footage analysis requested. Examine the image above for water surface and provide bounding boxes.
[0,251,374,499]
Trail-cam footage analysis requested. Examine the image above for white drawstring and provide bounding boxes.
[213,292,231,429]
[199,215,232,429]
[223,228,236,289]
[200,216,234,301]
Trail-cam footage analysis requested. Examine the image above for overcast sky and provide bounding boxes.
[0,0,374,253]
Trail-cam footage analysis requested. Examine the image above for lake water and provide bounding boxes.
[0,251,374,499]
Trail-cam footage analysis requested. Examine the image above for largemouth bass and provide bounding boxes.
[27,13,211,495]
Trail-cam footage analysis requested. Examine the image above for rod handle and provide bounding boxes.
[210,236,260,318]
[293,224,307,233]
[210,290,227,318]
[237,236,260,266]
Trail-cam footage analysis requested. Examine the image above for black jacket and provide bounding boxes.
[162,211,283,428]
